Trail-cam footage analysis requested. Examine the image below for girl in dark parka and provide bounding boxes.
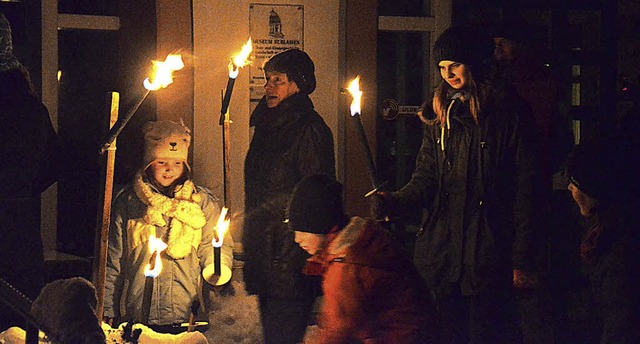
[377,26,544,343]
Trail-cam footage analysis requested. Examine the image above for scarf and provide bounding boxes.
[302,225,344,276]
[249,93,314,128]
[133,172,206,259]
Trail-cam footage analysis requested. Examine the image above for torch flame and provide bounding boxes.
[347,76,362,116]
[143,54,185,91]
[228,38,253,79]
[213,207,230,248]
[143,235,168,278]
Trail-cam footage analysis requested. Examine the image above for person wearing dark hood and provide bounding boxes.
[243,49,335,343]
[566,138,640,344]
[0,13,59,330]
[30,277,106,344]
[375,26,544,343]
[288,174,440,343]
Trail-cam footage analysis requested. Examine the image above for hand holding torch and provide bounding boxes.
[203,207,232,286]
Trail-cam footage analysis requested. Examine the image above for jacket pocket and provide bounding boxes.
[127,219,154,256]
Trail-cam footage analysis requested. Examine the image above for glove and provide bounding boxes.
[370,191,396,220]
[103,317,113,327]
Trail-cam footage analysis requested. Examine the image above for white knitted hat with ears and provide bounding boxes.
[142,120,191,171]
[0,13,21,72]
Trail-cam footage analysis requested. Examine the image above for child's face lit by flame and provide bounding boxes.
[294,231,326,255]
[149,158,185,187]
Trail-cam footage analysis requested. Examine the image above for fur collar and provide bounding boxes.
[249,93,314,128]
[133,172,206,259]
[327,217,365,256]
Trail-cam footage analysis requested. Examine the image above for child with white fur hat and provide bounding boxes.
[103,120,233,332]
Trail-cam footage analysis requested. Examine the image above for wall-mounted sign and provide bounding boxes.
[249,4,304,85]
[381,99,421,120]
[249,4,304,114]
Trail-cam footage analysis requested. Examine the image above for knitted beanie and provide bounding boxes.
[433,25,494,69]
[142,120,191,171]
[264,49,316,94]
[0,13,21,72]
[288,174,344,234]
[491,19,532,46]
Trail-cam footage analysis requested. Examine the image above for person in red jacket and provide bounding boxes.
[287,174,440,343]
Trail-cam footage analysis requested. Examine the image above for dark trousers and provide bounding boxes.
[0,198,45,331]
[258,295,315,344]
[515,288,555,344]
[436,288,521,344]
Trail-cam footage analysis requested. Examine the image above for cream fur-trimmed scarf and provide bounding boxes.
[134,172,206,259]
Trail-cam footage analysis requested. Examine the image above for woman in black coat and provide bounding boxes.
[243,49,335,344]
[378,26,544,343]
[0,13,58,329]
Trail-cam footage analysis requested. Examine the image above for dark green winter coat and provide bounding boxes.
[393,89,542,296]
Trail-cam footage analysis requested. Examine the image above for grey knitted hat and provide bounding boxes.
[0,13,21,72]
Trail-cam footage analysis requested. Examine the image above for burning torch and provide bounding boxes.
[141,234,168,324]
[100,53,185,154]
[218,38,252,207]
[346,76,385,196]
[203,207,232,286]
[220,38,252,124]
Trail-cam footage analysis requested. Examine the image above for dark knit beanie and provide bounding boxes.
[566,138,626,203]
[491,19,532,47]
[433,25,494,69]
[264,49,316,94]
[288,174,344,234]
